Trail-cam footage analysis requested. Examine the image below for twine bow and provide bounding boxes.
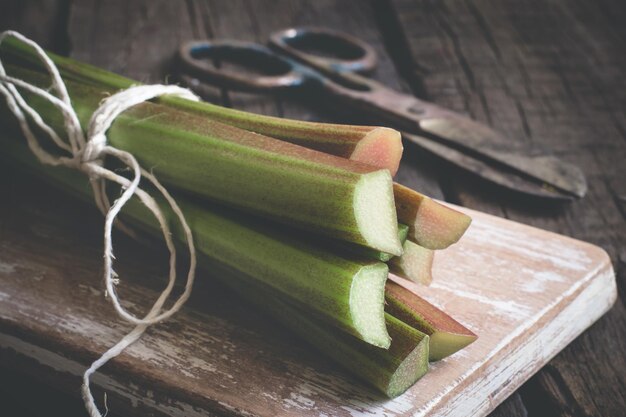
[0,31,199,417]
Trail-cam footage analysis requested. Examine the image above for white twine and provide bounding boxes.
[0,31,199,416]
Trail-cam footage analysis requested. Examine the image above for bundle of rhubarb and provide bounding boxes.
[0,38,476,398]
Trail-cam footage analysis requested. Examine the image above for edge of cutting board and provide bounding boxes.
[0,201,618,417]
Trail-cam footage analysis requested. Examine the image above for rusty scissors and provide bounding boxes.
[178,27,586,201]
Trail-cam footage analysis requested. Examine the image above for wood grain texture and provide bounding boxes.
[0,0,67,52]
[1,1,625,416]
[383,1,626,415]
[384,0,626,272]
[0,163,617,417]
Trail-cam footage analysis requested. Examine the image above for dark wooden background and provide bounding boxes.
[1,0,625,416]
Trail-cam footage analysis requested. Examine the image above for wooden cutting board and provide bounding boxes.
[0,177,616,417]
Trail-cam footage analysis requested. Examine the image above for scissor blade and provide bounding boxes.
[418,116,587,198]
[493,153,587,198]
[403,132,578,201]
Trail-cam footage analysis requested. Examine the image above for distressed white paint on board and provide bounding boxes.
[0,205,617,417]
[0,260,16,274]
[0,334,237,417]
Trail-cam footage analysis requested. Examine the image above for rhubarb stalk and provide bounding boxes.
[2,136,392,348]
[394,183,471,249]
[389,240,434,285]
[223,271,429,398]
[2,40,471,251]
[385,281,477,361]
[9,66,403,256]
[1,38,403,175]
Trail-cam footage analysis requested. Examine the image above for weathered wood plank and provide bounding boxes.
[0,158,616,417]
[0,3,71,413]
[1,1,624,415]
[68,1,195,83]
[385,0,626,256]
[489,392,527,417]
[520,300,626,417]
[384,0,626,415]
[0,0,67,51]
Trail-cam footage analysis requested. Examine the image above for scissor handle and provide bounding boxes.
[178,40,306,92]
[269,27,378,75]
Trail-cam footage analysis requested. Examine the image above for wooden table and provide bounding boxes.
[1,1,624,416]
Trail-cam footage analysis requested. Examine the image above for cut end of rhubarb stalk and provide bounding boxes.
[410,198,472,249]
[397,223,409,244]
[350,263,391,348]
[350,127,403,176]
[386,335,429,397]
[429,332,477,362]
[411,198,472,250]
[384,315,430,397]
[385,281,478,361]
[394,183,472,249]
[389,241,434,286]
[354,171,403,256]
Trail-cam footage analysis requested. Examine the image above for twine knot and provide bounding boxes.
[81,132,107,163]
[0,30,200,417]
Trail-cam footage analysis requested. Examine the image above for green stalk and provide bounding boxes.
[2,136,392,348]
[221,268,429,398]
[8,65,403,256]
[2,39,470,250]
[170,106,405,177]
[385,281,477,361]
[5,134,432,394]
[389,240,434,285]
[4,134,430,396]
[1,38,403,175]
